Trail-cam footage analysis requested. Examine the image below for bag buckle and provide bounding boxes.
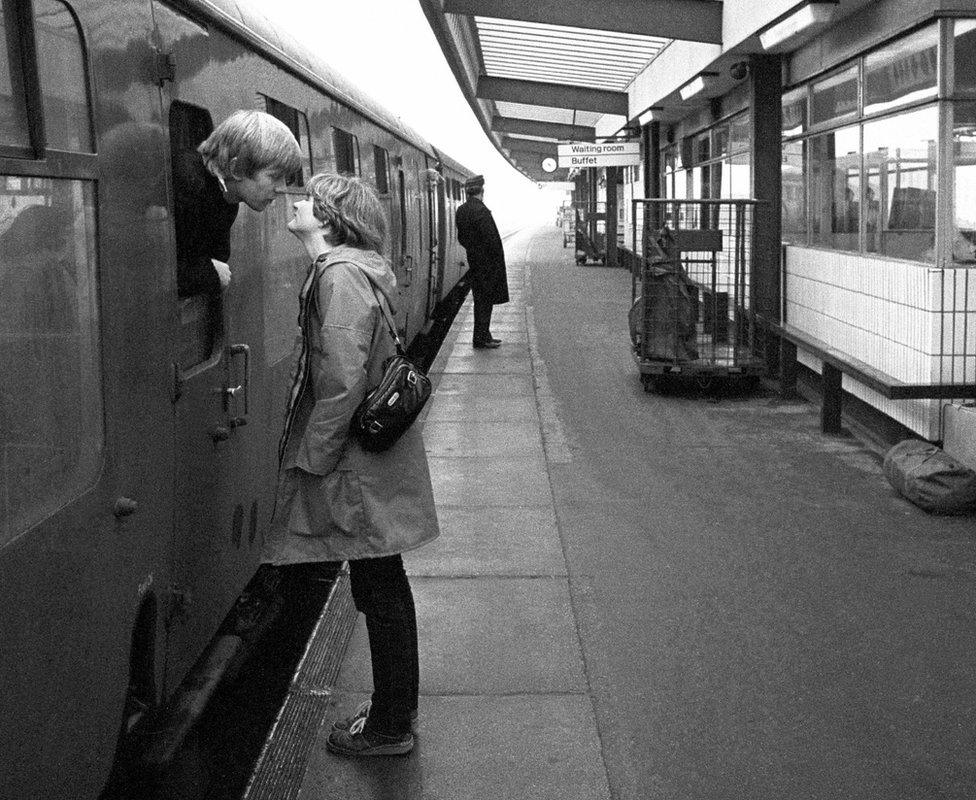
[407,371,418,385]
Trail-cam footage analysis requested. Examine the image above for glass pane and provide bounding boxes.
[730,111,751,153]
[809,125,860,251]
[811,66,859,126]
[0,1,30,149]
[863,105,937,261]
[864,24,938,116]
[782,140,806,243]
[782,87,807,136]
[712,124,730,159]
[951,102,976,262]
[954,20,976,96]
[695,132,710,165]
[33,0,92,152]
[0,179,101,545]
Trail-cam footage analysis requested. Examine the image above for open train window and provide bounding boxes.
[373,145,389,194]
[169,100,223,368]
[262,95,311,187]
[333,127,360,176]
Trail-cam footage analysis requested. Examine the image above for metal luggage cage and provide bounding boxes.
[630,198,765,387]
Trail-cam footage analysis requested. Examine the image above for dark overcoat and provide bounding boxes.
[456,196,510,305]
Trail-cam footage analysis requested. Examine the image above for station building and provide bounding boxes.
[421,0,976,449]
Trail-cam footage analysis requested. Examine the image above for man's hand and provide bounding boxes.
[212,258,232,289]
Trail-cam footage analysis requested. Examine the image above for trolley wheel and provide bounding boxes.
[640,374,656,393]
[600,255,606,265]
[576,255,586,265]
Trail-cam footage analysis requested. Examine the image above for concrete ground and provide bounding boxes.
[292,226,976,800]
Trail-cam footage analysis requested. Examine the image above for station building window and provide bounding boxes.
[661,110,751,202]
[0,0,102,545]
[780,21,948,262]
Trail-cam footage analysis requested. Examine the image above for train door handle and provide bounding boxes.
[225,343,250,419]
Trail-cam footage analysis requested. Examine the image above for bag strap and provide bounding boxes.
[364,278,406,357]
[310,254,406,356]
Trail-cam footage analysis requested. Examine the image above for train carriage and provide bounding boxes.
[0,2,471,798]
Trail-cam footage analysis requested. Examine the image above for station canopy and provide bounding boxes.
[419,0,723,182]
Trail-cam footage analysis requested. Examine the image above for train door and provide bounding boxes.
[396,165,410,335]
[425,164,442,319]
[152,3,262,690]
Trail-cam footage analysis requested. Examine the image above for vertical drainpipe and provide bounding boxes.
[750,54,783,373]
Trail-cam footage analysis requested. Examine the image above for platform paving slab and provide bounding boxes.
[333,576,586,695]
[404,506,565,577]
[426,373,534,397]
[299,695,610,800]
[423,394,539,423]
[427,455,551,508]
[421,420,544,458]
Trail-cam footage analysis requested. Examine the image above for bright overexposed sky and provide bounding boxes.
[267,0,569,231]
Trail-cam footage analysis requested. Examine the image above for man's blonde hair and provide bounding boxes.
[198,110,301,178]
[307,173,386,254]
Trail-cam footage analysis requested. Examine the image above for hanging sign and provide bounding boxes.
[557,141,640,168]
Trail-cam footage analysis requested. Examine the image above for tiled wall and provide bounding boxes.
[784,246,976,440]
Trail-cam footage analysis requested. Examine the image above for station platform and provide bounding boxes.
[245,226,976,800]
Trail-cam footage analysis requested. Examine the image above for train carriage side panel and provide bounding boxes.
[0,0,183,797]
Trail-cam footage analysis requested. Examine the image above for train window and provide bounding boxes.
[169,100,222,367]
[373,146,389,194]
[0,1,31,151]
[333,127,360,176]
[262,96,311,187]
[0,178,102,546]
[33,0,93,152]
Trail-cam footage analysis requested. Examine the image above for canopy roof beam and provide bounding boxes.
[501,136,558,155]
[443,0,722,45]
[477,75,628,115]
[491,116,595,142]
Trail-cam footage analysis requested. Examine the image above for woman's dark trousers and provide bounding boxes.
[347,554,419,737]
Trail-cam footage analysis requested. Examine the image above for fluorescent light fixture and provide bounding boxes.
[678,75,715,102]
[637,107,663,126]
[760,3,836,51]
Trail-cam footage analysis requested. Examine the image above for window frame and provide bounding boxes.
[780,19,951,260]
[0,0,96,166]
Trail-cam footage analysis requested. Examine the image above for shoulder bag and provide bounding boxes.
[350,283,432,452]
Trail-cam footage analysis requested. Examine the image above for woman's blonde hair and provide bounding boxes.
[307,173,386,253]
[198,110,301,179]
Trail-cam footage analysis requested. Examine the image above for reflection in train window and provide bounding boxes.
[263,96,311,187]
[333,127,360,176]
[33,0,93,152]
[0,179,101,546]
[0,1,31,151]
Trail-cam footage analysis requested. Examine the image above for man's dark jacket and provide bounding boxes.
[456,196,509,305]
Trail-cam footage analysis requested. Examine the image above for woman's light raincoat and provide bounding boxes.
[263,245,439,563]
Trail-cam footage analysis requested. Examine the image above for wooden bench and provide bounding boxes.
[774,322,976,434]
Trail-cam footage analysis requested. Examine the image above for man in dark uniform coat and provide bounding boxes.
[455,174,509,348]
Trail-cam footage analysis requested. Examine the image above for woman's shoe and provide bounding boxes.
[326,727,414,758]
[332,700,418,734]
[472,339,500,349]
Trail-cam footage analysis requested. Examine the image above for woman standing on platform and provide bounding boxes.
[263,172,439,757]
